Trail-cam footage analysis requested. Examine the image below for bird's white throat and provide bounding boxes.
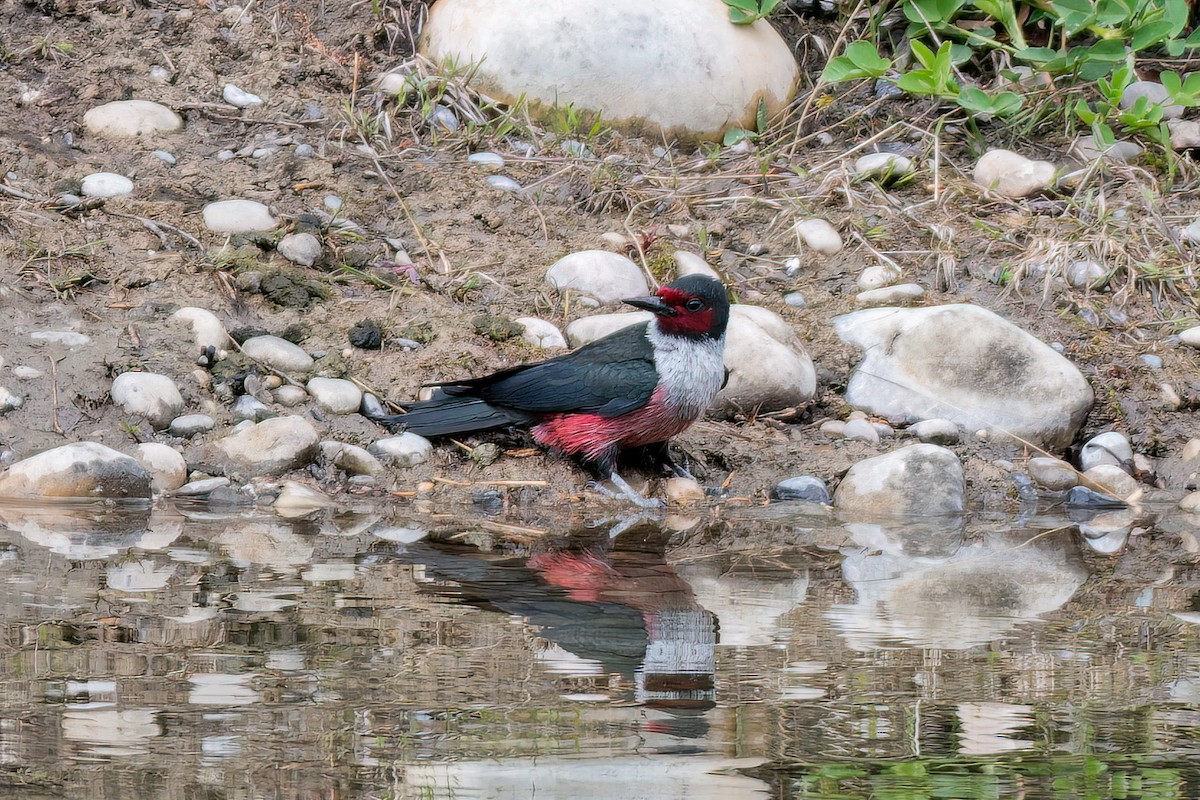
[647,321,726,419]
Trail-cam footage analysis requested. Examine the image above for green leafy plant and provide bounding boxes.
[820,41,892,83]
[723,0,783,24]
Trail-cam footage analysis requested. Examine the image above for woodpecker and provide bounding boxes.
[368,274,730,506]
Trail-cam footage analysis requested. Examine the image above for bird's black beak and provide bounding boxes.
[623,294,677,316]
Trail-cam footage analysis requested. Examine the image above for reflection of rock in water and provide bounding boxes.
[0,502,153,560]
[62,708,161,757]
[957,702,1034,755]
[404,755,769,800]
[674,559,809,647]
[829,529,1088,650]
[214,521,315,569]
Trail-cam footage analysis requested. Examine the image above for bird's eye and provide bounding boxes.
[684,298,704,311]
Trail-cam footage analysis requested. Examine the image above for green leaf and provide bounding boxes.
[1015,46,1059,63]
[896,71,941,95]
[1093,123,1117,148]
[956,86,996,113]
[1086,39,1129,62]
[1130,20,1175,50]
[1074,98,1099,124]
[909,39,937,69]
[820,42,892,82]
[1160,70,1182,96]
[722,127,756,146]
[988,91,1024,115]
[849,40,893,71]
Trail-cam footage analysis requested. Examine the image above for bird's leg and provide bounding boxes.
[583,452,664,509]
[607,470,665,509]
[645,441,695,481]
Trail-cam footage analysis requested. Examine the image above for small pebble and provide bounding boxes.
[81,172,133,198]
[771,476,831,504]
[794,219,843,255]
[174,477,232,497]
[819,420,846,437]
[856,283,925,307]
[223,83,264,108]
[232,395,272,422]
[486,175,522,193]
[974,149,1055,198]
[1027,456,1078,490]
[468,152,505,169]
[169,414,216,438]
[151,150,176,165]
[277,232,322,267]
[306,377,362,415]
[294,143,315,158]
[784,292,806,308]
[0,387,23,413]
[273,385,307,407]
[665,476,706,505]
[855,152,914,182]
[857,265,900,291]
[1139,354,1162,369]
[31,331,90,348]
[842,418,880,444]
[428,105,458,132]
[909,418,959,445]
[1065,260,1107,290]
[241,335,313,372]
[369,433,433,468]
[11,366,42,380]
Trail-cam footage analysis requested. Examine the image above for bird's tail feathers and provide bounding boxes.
[365,396,532,437]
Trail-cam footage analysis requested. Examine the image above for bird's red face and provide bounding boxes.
[624,286,717,337]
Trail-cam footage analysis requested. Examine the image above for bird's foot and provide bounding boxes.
[586,472,665,509]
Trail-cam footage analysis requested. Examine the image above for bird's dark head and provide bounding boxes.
[623,274,730,340]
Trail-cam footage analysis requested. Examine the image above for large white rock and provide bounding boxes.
[215,416,320,477]
[545,251,649,305]
[974,149,1056,198]
[420,0,797,139]
[0,442,151,499]
[83,100,182,139]
[111,372,183,430]
[834,304,1093,449]
[710,314,816,418]
[202,200,278,234]
[673,251,721,280]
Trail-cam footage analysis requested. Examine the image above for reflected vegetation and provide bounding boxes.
[0,498,1198,797]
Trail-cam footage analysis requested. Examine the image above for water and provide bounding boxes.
[1,499,1199,798]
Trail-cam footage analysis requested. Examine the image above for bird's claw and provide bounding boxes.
[586,475,665,509]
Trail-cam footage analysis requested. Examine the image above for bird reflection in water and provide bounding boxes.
[373,520,718,733]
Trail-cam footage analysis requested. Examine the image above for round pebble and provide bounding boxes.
[468,152,505,169]
[909,418,959,445]
[277,232,322,267]
[202,200,278,234]
[793,218,843,255]
[856,283,925,307]
[223,83,264,108]
[306,377,362,415]
[81,172,134,198]
[152,150,177,165]
[169,414,216,438]
[241,335,313,372]
[369,433,433,468]
[784,292,806,308]
[855,152,913,182]
[486,175,522,193]
[273,385,308,407]
[842,418,881,444]
[232,395,272,422]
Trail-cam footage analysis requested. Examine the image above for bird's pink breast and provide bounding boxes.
[530,387,696,462]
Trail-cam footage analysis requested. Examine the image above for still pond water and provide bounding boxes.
[1,498,1199,799]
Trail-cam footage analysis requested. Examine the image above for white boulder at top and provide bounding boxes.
[419,0,798,139]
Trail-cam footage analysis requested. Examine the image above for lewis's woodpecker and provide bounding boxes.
[368,274,731,506]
